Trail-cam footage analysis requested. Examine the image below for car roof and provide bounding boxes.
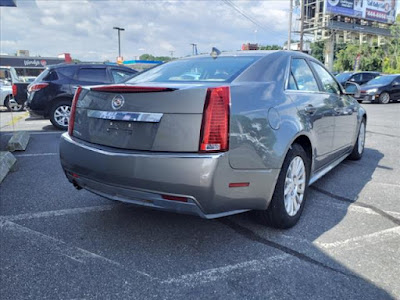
[47,63,134,70]
[182,50,311,59]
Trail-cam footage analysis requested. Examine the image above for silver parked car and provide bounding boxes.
[59,51,366,228]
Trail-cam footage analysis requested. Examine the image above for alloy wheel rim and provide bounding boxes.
[8,99,23,111]
[284,156,306,217]
[54,105,71,127]
[381,93,390,104]
[358,122,365,154]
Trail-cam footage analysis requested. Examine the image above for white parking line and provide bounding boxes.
[317,226,400,250]
[0,131,62,136]
[0,220,155,279]
[0,220,121,266]
[0,204,117,222]
[14,153,58,157]
[162,254,290,286]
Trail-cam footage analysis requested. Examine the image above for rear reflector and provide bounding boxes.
[12,84,17,96]
[68,86,82,136]
[161,195,188,202]
[28,83,49,93]
[229,182,250,188]
[91,85,176,93]
[199,86,230,152]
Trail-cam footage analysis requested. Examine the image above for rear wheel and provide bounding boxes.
[49,100,71,130]
[4,96,24,112]
[378,92,390,104]
[348,119,366,160]
[256,144,310,229]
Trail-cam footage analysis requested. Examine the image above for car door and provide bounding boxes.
[286,58,336,171]
[391,76,400,100]
[310,61,358,154]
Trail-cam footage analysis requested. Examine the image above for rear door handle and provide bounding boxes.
[304,105,317,114]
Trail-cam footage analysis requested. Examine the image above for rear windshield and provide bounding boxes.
[126,57,259,83]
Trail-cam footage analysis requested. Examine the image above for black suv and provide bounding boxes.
[26,64,137,129]
[336,71,380,86]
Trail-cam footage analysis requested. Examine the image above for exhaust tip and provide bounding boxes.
[72,180,82,190]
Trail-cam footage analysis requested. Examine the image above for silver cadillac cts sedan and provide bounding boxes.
[60,51,366,228]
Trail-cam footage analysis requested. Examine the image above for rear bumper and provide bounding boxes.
[59,133,280,218]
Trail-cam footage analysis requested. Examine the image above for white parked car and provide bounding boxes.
[0,80,23,112]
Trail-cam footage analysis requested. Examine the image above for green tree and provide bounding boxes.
[382,14,400,73]
[310,41,324,63]
[259,45,283,50]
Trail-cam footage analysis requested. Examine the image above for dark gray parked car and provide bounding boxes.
[60,51,366,228]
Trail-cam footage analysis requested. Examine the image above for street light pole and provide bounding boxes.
[113,27,125,57]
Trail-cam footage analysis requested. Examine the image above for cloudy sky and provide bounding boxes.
[1,0,296,61]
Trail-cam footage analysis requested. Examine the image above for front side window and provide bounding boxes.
[289,58,319,92]
[310,62,340,95]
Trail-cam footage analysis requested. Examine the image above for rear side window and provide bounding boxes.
[77,68,108,83]
[310,62,340,95]
[44,70,58,81]
[289,59,319,92]
[57,67,77,78]
[111,69,135,83]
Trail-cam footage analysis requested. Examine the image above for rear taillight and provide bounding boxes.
[68,87,82,136]
[199,86,230,152]
[28,83,49,93]
[12,84,17,96]
[91,85,175,93]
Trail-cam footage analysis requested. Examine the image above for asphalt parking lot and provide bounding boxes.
[1,103,399,299]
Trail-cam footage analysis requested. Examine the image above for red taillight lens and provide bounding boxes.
[68,87,82,136]
[161,195,188,202]
[28,83,49,93]
[199,86,230,152]
[12,84,17,96]
[91,85,175,93]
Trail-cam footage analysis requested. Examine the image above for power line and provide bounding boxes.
[221,0,268,31]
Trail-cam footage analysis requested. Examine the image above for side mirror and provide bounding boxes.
[344,82,361,98]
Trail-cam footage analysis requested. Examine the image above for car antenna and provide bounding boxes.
[210,47,221,59]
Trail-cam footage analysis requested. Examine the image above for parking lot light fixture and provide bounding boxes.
[113,27,125,58]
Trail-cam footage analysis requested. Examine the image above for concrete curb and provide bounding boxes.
[0,151,16,184]
[7,131,30,152]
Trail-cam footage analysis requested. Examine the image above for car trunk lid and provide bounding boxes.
[72,84,212,152]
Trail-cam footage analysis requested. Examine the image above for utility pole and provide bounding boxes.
[288,0,293,50]
[170,50,174,58]
[299,0,304,52]
[113,27,125,58]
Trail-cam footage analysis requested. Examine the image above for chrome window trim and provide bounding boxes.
[87,110,163,123]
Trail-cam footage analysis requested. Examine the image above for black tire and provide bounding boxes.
[348,118,366,161]
[378,92,390,104]
[4,96,24,112]
[255,144,310,229]
[49,100,72,130]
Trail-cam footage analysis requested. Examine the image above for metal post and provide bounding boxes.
[118,30,121,57]
[299,0,304,52]
[288,0,293,50]
[113,27,125,58]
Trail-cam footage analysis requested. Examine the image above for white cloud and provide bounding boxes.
[0,0,292,61]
